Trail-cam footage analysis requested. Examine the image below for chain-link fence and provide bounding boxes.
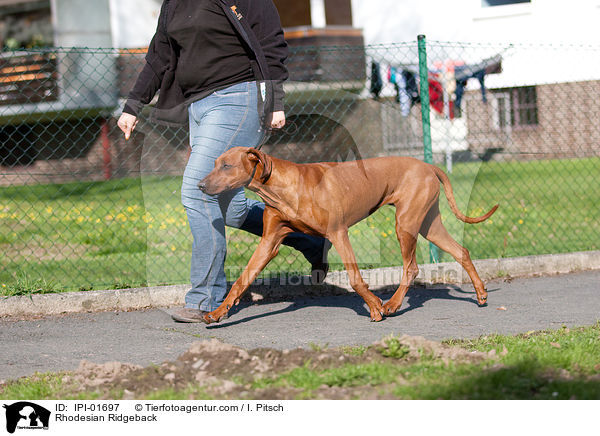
[1,40,599,293]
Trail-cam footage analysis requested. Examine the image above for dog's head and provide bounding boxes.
[198,147,272,195]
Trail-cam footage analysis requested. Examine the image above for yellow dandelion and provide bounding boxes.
[46,206,53,214]
[518,219,524,225]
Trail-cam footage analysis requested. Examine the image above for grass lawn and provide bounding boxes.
[1,156,599,294]
[1,324,599,400]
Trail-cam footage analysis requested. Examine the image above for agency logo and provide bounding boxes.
[230,5,243,20]
[3,402,50,434]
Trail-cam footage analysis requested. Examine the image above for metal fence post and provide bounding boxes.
[418,34,440,263]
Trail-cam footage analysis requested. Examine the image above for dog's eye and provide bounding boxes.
[222,163,232,170]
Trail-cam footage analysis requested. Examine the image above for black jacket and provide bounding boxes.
[123,0,288,127]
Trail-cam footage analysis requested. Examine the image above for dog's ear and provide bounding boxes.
[246,149,272,184]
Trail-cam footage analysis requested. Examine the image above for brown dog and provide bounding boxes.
[198,147,498,323]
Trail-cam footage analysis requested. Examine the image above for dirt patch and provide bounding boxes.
[59,335,494,400]
[375,334,494,364]
[62,360,143,387]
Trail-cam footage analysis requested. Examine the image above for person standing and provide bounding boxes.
[117,0,330,322]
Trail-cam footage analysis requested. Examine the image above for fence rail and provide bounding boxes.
[1,40,599,293]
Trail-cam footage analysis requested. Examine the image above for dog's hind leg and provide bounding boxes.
[419,204,488,306]
[329,230,384,321]
[382,224,420,316]
[383,178,440,316]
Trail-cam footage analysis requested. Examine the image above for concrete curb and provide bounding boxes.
[2,250,599,318]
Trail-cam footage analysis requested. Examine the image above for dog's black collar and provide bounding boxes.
[248,159,272,186]
[248,161,259,186]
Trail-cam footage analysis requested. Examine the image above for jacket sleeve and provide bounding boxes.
[122,2,172,116]
[248,0,289,112]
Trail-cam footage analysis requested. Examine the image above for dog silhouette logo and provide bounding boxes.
[3,402,50,434]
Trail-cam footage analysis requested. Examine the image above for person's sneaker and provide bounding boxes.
[171,308,228,323]
[310,239,332,285]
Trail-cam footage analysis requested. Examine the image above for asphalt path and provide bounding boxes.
[1,270,599,381]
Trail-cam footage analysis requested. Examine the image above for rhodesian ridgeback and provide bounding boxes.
[198,147,498,323]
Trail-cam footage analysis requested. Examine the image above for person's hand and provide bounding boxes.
[270,111,286,129]
[117,113,138,140]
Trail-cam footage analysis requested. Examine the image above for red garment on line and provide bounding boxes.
[429,78,454,120]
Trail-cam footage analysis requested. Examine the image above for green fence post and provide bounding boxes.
[418,34,440,263]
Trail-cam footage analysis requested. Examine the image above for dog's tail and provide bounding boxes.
[432,166,498,224]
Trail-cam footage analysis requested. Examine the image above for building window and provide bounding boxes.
[482,0,531,6]
[493,86,538,129]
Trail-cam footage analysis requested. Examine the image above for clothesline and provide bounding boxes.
[370,54,503,119]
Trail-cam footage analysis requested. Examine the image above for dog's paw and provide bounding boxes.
[382,301,399,316]
[476,293,488,307]
[203,312,222,324]
[370,308,384,322]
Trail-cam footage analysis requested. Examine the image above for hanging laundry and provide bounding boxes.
[434,59,462,105]
[388,67,419,117]
[454,55,502,112]
[429,77,455,120]
[455,68,486,112]
[370,61,383,99]
[383,54,501,119]
[402,70,420,107]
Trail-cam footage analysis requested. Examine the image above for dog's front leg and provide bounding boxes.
[204,216,292,324]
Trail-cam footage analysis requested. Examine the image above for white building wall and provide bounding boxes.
[108,0,161,48]
[352,0,600,85]
[352,0,600,46]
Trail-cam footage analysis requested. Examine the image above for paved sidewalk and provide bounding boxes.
[1,270,599,381]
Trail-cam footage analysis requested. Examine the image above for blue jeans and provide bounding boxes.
[181,81,325,311]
